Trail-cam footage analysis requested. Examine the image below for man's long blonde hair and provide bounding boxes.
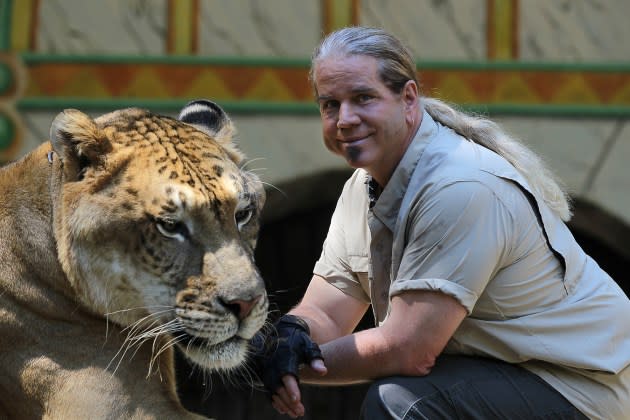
[310,26,572,221]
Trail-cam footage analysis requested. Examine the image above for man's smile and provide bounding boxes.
[338,135,370,145]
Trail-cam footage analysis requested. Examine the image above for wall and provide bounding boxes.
[1,0,629,256]
[1,1,629,417]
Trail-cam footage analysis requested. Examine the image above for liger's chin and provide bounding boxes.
[177,334,248,370]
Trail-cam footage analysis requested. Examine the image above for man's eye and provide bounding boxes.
[155,218,188,241]
[235,207,254,231]
[357,94,372,103]
[321,101,339,111]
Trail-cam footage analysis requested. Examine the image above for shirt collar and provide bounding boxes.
[368,108,438,230]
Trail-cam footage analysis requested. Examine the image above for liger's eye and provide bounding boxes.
[235,207,254,231]
[155,218,188,242]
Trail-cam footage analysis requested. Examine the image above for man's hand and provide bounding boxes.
[271,359,327,418]
[263,315,324,393]
[250,314,327,417]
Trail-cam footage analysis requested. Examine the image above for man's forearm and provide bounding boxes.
[288,307,350,345]
[299,327,405,385]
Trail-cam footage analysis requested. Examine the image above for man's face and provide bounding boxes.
[314,54,416,185]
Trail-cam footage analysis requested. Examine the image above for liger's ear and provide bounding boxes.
[178,99,243,164]
[49,109,112,181]
[178,99,231,135]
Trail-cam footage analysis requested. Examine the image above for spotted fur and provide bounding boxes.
[0,100,267,419]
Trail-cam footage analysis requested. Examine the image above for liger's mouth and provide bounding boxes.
[176,332,244,350]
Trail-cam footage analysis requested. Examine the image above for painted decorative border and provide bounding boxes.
[13,54,630,117]
[2,0,630,118]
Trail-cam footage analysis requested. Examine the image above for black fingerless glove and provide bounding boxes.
[250,314,323,395]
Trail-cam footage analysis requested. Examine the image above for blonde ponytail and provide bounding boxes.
[423,97,572,221]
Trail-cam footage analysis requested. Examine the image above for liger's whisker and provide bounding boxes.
[260,182,286,198]
[120,312,174,343]
[105,305,173,317]
[131,319,180,344]
[107,313,180,376]
[147,334,186,378]
[240,157,267,170]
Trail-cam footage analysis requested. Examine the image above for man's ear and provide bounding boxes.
[402,80,419,108]
[401,80,421,127]
[49,109,112,181]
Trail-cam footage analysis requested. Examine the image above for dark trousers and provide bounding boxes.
[360,355,588,420]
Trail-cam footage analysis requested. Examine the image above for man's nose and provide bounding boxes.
[337,102,360,128]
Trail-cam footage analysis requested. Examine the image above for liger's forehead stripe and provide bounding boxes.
[104,111,253,219]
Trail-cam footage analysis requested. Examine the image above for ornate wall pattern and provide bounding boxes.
[1,3,629,418]
[0,0,629,255]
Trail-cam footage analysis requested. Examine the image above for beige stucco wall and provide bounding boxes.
[13,0,630,249]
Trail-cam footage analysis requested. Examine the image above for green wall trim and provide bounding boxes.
[16,98,630,118]
[14,53,630,117]
[0,0,12,51]
[470,104,630,118]
[417,60,630,72]
[16,98,319,114]
[21,53,312,68]
[18,52,630,72]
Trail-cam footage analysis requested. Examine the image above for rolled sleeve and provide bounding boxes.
[390,278,479,314]
[313,259,370,303]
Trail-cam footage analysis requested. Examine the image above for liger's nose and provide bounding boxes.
[223,295,262,320]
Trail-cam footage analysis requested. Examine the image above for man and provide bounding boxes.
[253,27,630,419]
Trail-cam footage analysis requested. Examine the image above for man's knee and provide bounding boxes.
[360,378,430,420]
[359,357,588,420]
[361,379,397,420]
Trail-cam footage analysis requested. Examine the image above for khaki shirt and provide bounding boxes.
[313,110,630,419]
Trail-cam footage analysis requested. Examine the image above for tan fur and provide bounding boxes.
[0,106,267,419]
